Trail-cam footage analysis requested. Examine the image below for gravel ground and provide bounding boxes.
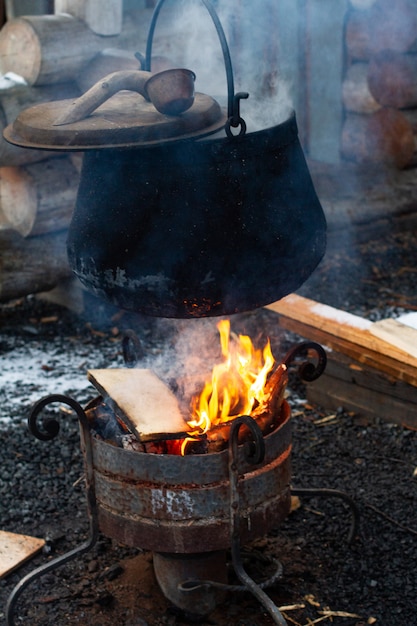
[1,219,417,626]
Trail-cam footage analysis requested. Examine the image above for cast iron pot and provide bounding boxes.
[67,110,326,318]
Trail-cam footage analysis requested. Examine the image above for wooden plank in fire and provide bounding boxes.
[266,294,417,387]
[87,368,188,441]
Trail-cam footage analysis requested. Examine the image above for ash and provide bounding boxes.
[1,220,417,625]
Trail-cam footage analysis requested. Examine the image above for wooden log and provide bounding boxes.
[345,10,373,61]
[402,109,417,163]
[36,276,84,314]
[203,365,289,454]
[340,109,415,169]
[26,156,80,236]
[0,156,79,236]
[0,229,71,302]
[55,0,123,36]
[402,108,417,133]
[345,1,417,61]
[0,166,36,236]
[342,62,381,113]
[367,0,417,55]
[0,14,139,86]
[265,294,417,387]
[367,51,417,108]
[0,82,80,166]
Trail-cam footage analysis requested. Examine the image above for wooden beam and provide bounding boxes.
[266,294,417,387]
[306,351,417,429]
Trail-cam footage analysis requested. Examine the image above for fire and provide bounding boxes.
[182,320,275,452]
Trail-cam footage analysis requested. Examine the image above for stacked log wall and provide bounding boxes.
[342,0,417,168]
[0,4,150,303]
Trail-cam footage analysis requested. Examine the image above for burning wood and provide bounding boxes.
[205,362,288,453]
[87,320,288,455]
[189,320,278,427]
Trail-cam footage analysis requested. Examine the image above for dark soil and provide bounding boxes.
[1,170,417,626]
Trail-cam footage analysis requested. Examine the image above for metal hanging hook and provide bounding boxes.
[144,0,248,134]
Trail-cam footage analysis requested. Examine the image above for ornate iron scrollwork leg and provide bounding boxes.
[284,342,360,543]
[6,395,99,626]
[283,341,327,381]
[228,415,288,626]
[291,487,360,544]
[177,415,286,622]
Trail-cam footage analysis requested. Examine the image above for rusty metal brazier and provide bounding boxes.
[67,113,326,317]
[5,343,346,626]
[84,399,292,554]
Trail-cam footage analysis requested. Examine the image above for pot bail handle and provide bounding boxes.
[144,0,248,136]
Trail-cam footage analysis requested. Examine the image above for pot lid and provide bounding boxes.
[3,91,226,151]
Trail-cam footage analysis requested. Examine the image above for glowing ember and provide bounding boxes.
[180,320,278,453]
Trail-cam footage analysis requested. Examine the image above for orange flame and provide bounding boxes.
[186,320,275,444]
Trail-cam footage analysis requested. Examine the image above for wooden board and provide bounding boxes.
[370,317,417,359]
[0,530,45,578]
[266,294,417,387]
[87,368,188,441]
[4,92,225,151]
[306,351,417,430]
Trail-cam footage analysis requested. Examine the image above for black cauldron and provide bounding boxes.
[4,0,326,318]
[67,112,326,317]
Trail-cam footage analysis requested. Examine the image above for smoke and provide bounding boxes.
[129,316,224,413]
[161,0,294,131]
[128,311,280,422]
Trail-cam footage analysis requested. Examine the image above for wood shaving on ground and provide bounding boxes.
[312,414,340,426]
[279,603,306,611]
[318,610,362,618]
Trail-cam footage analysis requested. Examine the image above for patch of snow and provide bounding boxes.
[0,72,27,89]
[396,311,417,331]
[0,341,121,427]
[310,302,372,330]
